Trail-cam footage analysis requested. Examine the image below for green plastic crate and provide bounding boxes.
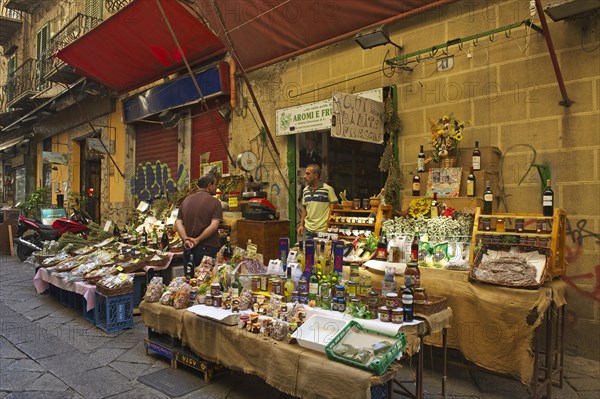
[325,320,406,375]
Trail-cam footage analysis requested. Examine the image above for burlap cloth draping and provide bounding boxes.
[140,300,397,399]
[416,268,565,385]
[139,301,186,339]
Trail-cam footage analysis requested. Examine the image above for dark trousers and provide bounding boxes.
[183,245,219,278]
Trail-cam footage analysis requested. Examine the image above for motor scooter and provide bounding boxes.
[14,209,90,261]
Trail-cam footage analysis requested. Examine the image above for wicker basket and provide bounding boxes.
[440,156,457,168]
[145,256,170,267]
[470,244,551,289]
[34,253,55,265]
[414,295,447,316]
[95,283,133,296]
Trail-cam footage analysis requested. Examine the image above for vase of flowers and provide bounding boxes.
[428,113,470,165]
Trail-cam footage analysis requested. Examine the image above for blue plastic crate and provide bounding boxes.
[48,284,60,300]
[73,294,95,324]
[59,289,75,308]
[132,274,146,308]
[94,292,133,333]
[370,383,389,399]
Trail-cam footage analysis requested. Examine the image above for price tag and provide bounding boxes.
[116,266,124,272]
[119,273,128,281]
[137,201,150,212]
[228,196,238,208]
[287,250,298,264]
[104,220,112,232]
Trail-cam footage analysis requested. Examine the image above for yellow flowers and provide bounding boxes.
[408,198,430,218]
[428,113,470,162]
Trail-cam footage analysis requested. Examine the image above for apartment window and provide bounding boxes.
[36,24,50,91]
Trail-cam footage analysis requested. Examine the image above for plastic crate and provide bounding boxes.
[59,289,76,308]
[73,294,95,324]
[94,291,134,333]
[370,383,389,399]
[325,321,406,375]
[48,284,60,300]
[132,274,146,308]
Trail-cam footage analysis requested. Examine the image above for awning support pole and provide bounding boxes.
[155,0,236,166]
[535,0,573,108]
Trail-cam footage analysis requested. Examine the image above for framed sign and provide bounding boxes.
[201,161,223,177]
[427,167,462,197]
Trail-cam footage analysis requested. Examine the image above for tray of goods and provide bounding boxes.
[325,320,406,375]
[145,252,171,267]
[114,258,144,273]
[414,295,447,316]
[69,245,96,257]
[41,252,71,267]
[470,244,550,289]
[84,265,117,284]
[96,274,134,296]
[52,257,84,272]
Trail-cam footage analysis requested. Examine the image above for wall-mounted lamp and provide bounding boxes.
[218,105,232,122]
[354,25,402,50]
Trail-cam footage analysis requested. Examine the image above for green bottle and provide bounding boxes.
[308,268,319,301]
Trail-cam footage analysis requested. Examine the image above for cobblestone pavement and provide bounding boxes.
[1,255,598,398]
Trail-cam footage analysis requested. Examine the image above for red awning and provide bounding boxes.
[194,0,457,71]
[57,0,225,93]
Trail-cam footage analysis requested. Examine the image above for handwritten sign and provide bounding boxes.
[331,92,384,144]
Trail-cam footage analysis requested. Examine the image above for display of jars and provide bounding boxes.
[391,308,404,324]
[379,306,391,322]
[346,281,358,296]
[213,294,222,307]
[299,291,309,304]
[204,293,213,306]
[385,292,399,309]
[251,276,261,291]
[210,282,221,296]
[404,261,421,288]
[359,275,372,296]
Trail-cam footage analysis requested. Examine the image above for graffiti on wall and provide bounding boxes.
[130,161,190,202]
[560,217,600,303]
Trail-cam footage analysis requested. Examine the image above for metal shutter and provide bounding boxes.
[134,122,179,201]
[190,108,229,181]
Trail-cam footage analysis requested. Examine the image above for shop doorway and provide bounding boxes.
[80,141,102,223]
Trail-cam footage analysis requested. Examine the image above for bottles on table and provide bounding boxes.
[375,235,388,260]
[402,282,414,322]
[223,235,233,261]
[430,192,439,218]
[417,145,425,173]
[308,269,319,301]
[151,228,159,250]
[132,228,139,245]
[113,223,120,240]
[483,180,493,214]
[472,141,481,171]
[410,231,419,262]
[231,271,242,296]
[160,225,169,251]
[543,179,554,217]
[141,227,149,246]
[186,254,195,279]
[466,165,476,197]
[296,240,305,268]
[283,266,295,303]
[412,173,421,196]
[121,225,129,244]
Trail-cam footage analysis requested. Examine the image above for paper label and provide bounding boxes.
[104,221,112,232]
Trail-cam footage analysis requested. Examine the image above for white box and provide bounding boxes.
[291,315,348,353]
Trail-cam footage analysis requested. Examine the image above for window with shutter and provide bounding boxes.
[36,24,50,91]
[6,55,17,104]
[84,0,103,20]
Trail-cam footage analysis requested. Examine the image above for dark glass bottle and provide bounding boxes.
[375,235,388,260]
[543,179,554,217]
[151,228,159,250]
[472,141,481,171]
[411,231,419,262]
[223,235,233,261]
[417,145,425,173]
[121,225,129,244]
[412,174,421,196]
[466,166,476,197]
[161,225,169,251]
[113,223,120,240]
[402,282,414,322]
[186,254,195,279]
[483,180,493,214]
[141,227,148,246]
[430,192,439,218]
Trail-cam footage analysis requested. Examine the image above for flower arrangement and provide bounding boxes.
[382,212,474,242]
[428,113,470,162]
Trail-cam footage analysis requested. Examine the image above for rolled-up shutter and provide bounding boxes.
[134,122,179,201]
[190,108,229,181]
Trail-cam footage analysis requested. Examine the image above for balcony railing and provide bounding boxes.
[43,13,102,82]
[5,58,37,107]
[105,0,132,14]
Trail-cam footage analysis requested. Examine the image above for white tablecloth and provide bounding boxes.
[33,268,96,311]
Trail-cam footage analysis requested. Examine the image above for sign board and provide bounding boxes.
[40,208,67,225]
[331,92,384,144]
[275,88,382,136]
[201,161,223,176]
[42,151,68,165]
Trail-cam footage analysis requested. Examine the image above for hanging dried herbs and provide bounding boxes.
[379,93,403,211]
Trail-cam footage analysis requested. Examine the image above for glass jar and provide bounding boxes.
[251,276,261,291]
[213,294,222,307]
[404,261,421,288]
[210,283,221,296]
[291,290,299,303]
[346,281,358,296]
[320,295,331,310]
[482,218,492,231]
[320,282,331,298]
[496,218,505,232]
[413,287,428,305]
[272,278,282,295]
[204,294,213,307]
[367,290,379,308]
[297,278,308,293]
[349,265,360,283]
[353,198,361,210]
[359,275,372,296]
[379,306,391,322]
[516,219,525,232]
[337,298,346,312]
[330,298,339,312]
[299,291,309,304]
[260,275,268,291]
[385,292,399,309]
[335,284,345,298]
[391,308,404,324]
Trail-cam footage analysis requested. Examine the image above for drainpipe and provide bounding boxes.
[535,0,573,107]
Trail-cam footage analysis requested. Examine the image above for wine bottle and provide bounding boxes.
[412,174,421,196]
[141,227,148,246]
[375,235,388,260]
[472,141,481,171]
[231,271,242,296]
[308,268,319,301]
[113,223,120,239]
[132,228,139,245]
[543,179,554,217]
[411,231,419,262]
[402,282,414,322]
[417,145,425,173]
[466,166,476,197]
[483,180,493,214]
[151,228,159,249]
[186,254,195,279]
[283,266,295,302]
[161,225,169,251]
[430,192,439,218]
[296,240,305,268]
[121,225,129,244]
[223,235,233,261]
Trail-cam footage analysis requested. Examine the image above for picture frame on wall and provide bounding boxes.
[427,167,462,197]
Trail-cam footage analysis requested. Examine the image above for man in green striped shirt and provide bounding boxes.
[297,164,338,240]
